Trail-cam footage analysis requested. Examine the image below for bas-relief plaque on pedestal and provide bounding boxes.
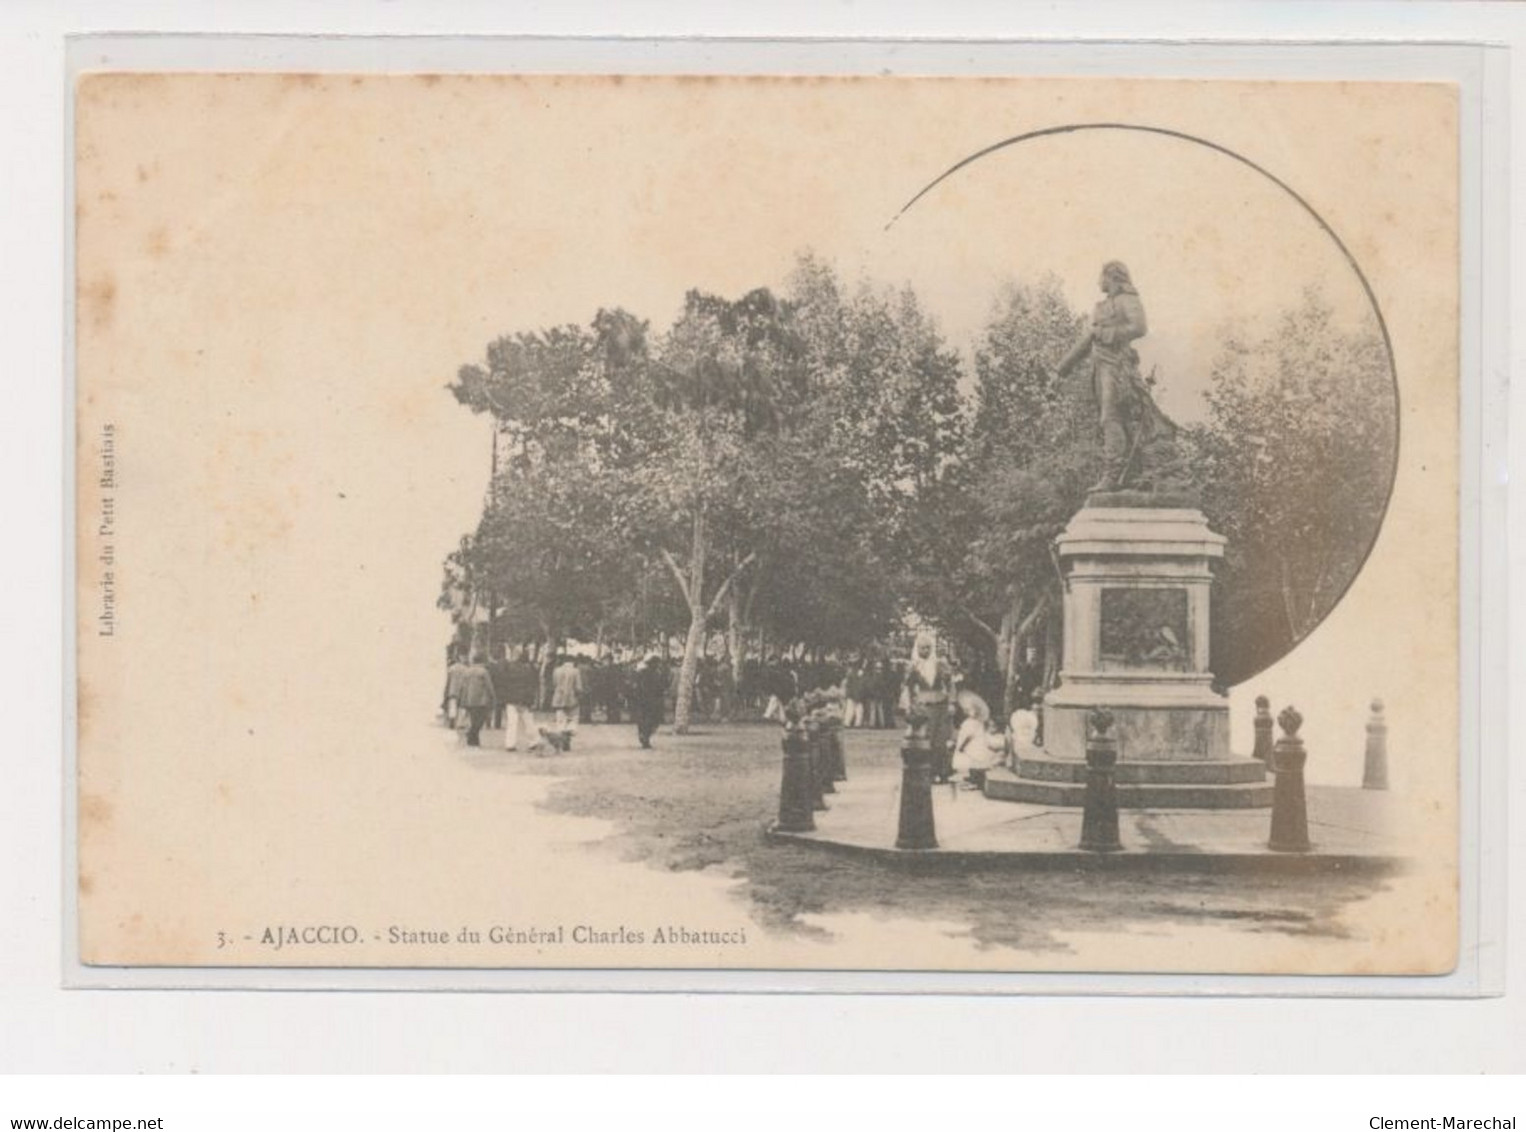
[1099,587,1191,673]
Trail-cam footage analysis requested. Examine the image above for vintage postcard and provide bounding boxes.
[73,72,1460,977]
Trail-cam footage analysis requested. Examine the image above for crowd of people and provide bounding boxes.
[440,646,667,753]
[438,646,917,747]
[439,634,1045,787]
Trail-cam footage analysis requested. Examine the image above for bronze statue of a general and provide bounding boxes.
[1057,261,1180,494]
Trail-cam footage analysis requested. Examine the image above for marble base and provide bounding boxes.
[984,766,1272,809]
[1015,751,1266,785]
[1043,698,1231,764]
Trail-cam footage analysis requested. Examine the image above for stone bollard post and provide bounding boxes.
[1268,705,1311,852]
[895,724,938,851]
[1252,695,1274,763]
[1362,699,1389,791]
[775,720,816,834]
[1079,707,1123,853]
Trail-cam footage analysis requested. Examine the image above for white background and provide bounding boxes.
[1,0,1522,1109]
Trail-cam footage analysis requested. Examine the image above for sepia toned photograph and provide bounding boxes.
[72,70,1460,978]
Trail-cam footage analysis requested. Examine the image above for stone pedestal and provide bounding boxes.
[1045,504,1230,761]
[986,498,1270,810]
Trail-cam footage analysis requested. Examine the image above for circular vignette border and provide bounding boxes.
[886,122,1402,687]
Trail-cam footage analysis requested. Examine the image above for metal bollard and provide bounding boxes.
[895,726,938,851]
[1252,694,1274,763]
[775,720,816,833]
[1079,707,1123,853]
[1362,698,1389,791]
[804,720,830,809]
[809,721,836,797]
[826,720,848,782]
[1268,705,1311,852]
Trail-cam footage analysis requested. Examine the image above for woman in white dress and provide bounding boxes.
[951,688,994,789]
[1008,693,1041,766]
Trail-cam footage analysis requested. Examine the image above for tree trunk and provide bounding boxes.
[1042,594,1062,692]
[537,626,557,710]
[1277,553,1301,642]
[675,611,706,734]
[1305,554,1334,636]
[726,586,745,686]
[661,520,758,735]
[998,605,1020,717]
[738,563,765,685]
[672,512,707,734]
[1005,593,1051,713]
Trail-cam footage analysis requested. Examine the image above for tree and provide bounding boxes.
[930,276,1089,712]
[620,262,957,709]
[441,278,911,731]
[623,287,807,732]
[1190,289,1396,685]
[480,459,632,668]
[445,311,648,691]
[773,255,970,667]
[786,256,967,556]
[737,425,901,655]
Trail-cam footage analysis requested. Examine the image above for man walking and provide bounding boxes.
[487,644,511,731]
[457,650,497,748]
[632,654,667,749]
[551,653,583,742]
[441,647,467,730]
[501,647,541,753]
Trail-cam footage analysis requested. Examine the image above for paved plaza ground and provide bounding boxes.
[456,717,1410,956]
[772,764,1400,871]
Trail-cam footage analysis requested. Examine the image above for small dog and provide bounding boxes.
[537,726,573,754]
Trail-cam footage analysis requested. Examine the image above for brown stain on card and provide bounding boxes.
[80,794,114,828]
[76,678,95,743]
[81,275,117,332]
